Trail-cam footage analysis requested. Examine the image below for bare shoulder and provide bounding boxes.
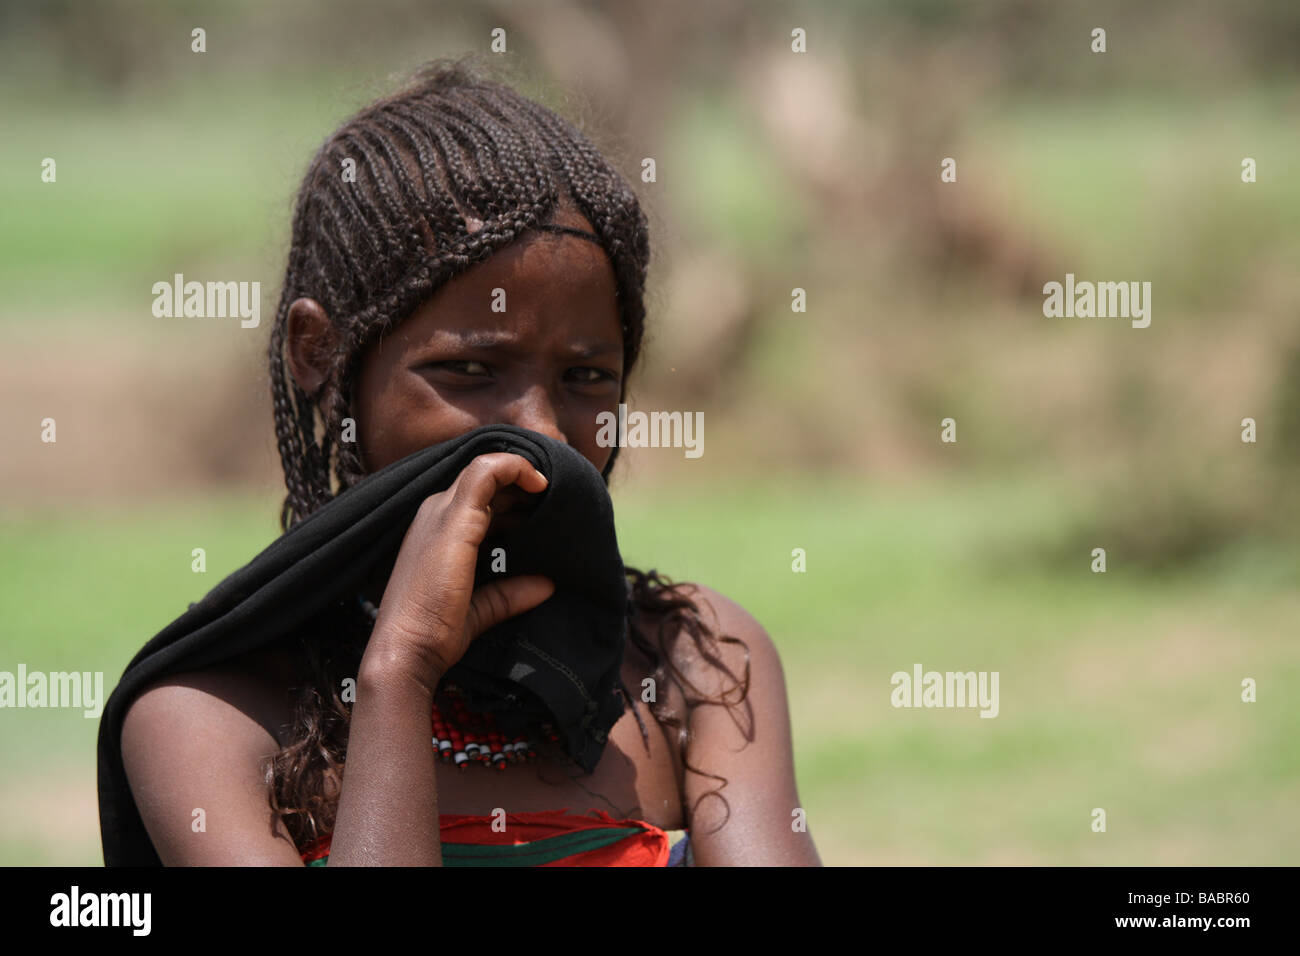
[652,582,821,866]
[657,582,780,699]
[122,648,296,747]
[125,645,300,749]
[119,647,305,865]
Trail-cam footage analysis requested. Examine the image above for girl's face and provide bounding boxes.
[352,210,624,488]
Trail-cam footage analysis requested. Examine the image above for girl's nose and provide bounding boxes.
[506,389,568,445]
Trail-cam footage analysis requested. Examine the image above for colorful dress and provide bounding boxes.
[301,808,694,867]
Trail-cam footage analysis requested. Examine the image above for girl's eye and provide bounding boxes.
[436,360,490,376]
[567,367,617,384]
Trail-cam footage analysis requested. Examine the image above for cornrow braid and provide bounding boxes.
[264,55,750,850]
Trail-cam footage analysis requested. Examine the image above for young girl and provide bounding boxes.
[118,56,820,866]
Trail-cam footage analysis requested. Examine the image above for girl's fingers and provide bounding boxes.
[445,453,548,531]
[464,575,555,642]
[372,453,552,678]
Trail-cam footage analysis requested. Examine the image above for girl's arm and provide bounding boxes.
[121,669,311,866]
[123,452,554,866]
[672,585,823,866]
[119,654,447,866]
[121,648,452,865]
[326,452,553,865]
[322,639,444,865]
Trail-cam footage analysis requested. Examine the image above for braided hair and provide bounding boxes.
[263,55,750,851]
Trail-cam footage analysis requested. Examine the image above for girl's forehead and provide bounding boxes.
[454,229,613,302]
[377,230,621,354]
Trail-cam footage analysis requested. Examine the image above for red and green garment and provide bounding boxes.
[301,808,694,867]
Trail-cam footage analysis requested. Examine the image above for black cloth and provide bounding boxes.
[97,424,629,866]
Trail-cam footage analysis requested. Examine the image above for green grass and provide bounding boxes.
[10,78,1298,331]
[2,475,1296,865]
[0,69,363,329]
[966,86,1300,310]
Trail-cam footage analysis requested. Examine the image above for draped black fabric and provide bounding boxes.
[97,424,629,866]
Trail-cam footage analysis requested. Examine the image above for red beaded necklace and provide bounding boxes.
[357,595,559,770]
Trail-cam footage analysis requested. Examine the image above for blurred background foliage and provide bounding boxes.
[1,0,1297,865]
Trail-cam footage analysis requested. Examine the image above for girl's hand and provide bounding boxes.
[360,452,554,692]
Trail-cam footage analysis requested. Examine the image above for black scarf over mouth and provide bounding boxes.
[96,424,630,867]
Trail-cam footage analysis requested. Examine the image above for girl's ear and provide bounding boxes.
[286,298,340,404]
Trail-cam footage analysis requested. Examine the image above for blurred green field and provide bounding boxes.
[2,473,1296,865]
[6,77,1300,327]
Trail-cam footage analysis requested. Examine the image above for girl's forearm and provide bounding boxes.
[325,638,443,866]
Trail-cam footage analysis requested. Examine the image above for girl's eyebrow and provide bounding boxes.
[424,328,621,359]
[563,339,623,359]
